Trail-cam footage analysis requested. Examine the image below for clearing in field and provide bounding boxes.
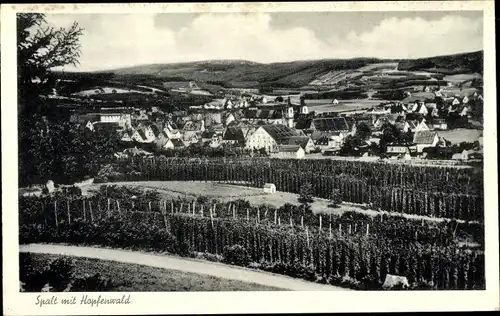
[305,99,385,113]
[84,181,473,223]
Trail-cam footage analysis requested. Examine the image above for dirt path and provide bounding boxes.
[20,244,349,291]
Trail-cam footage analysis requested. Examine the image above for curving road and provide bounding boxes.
[20,244,350,291]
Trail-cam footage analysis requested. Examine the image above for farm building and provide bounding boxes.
[279,136,315,153]
[245,124,298,152]
[307,117,350,133]
[413,130,440,153]
[431,119,448,130]
[222,126,246,145]
[263,183,276,194]
[270,145,305,159]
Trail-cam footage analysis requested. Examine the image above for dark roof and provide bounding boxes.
[93,122,120,133]
[261,125,297,142]
[413,131,438,144]
[170,139,185,147]
[310,131,342,142]
[311,117,349,132]
[283,136,312,149]
[223,127,245,142]
[295,118,313,130]
[137,129,147,140]
[277,145,302,153]
[150,125,161,137]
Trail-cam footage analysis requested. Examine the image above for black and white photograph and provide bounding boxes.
[2,1,498,314]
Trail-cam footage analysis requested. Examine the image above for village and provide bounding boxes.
[61,81,484,163]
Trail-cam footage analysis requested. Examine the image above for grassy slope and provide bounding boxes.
[25,253,283,292]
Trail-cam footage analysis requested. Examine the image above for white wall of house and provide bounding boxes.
[416,135,439,153]
[271,147,305,159]
[246,127,277,152]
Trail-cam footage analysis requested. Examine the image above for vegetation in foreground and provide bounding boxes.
[20,253,283,292]
[19,186,485,291]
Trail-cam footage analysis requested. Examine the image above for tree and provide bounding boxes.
[328,189,342,208]
[17,13,83,115]
[355,122,371,140]
[298,183,314,213]
[18,14,84,185]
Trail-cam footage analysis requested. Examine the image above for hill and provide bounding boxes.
[397,51,483,74]
[52,51,483,91]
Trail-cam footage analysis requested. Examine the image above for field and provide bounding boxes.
[438,129,482,144]
[22,253,283,292]
[305,99,385,113]
[85,181,369,216]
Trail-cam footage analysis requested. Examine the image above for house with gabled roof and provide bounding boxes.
[245,124,298,152]
[282,136,315,153]
[413,130,439,153]
[120,130,133,142]
[131,129,150,143]
[222,126,246,146]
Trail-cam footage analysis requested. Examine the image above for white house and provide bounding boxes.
[452,98,460,106]
[328,132,345,149]
[163,123,181,139]
[332,99,339,105]
[263,183,276,194]
[245,124,297,153]
[120,131,133,142]
[413,131,439,153]
[270,145,305,159]
[85,121,94,132]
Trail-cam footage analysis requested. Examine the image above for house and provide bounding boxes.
[92,122,121,134]
[222,127,246,145]
[452,150,470,161]
[281,136,315,153]
[373,115,402,130]
[308,117,350,133]
[162,138,185,150]
[122,147,153,157]
[224,113,236,126]
[413,130,439,153]
[163,123,181,139]
[84,121,95,132]
[183,131,200,144]
[99,111,132,129]
[245,124,298,152]
[263,183,276,194]
[120,131,133,142]
[270,145,305,159]
[332,99,339,105]
[459,106,470,117]
[386,143,412,157]
[452,98,460,106]
[431,118,448,130]
[462,96,469,104]
[131,129,150,143]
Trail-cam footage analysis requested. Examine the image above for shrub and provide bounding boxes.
[71,273,114,291]
[45,257,75,291]
[328,189,342,208]
[222,244,250,267]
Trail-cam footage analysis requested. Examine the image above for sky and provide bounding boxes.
[43,11,483,72]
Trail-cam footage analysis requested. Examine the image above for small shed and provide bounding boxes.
[263,183,276,194]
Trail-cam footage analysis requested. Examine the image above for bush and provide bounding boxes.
[71,273,114,291]
[328,189,342,208]
[222,244,250,267]
[45,257,75,291]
